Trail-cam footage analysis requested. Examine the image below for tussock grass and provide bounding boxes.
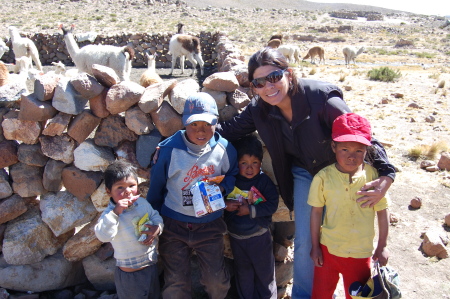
[408,141,449,160]
[368,67,401,82]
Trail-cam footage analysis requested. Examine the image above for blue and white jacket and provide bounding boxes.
[146,130,238,223]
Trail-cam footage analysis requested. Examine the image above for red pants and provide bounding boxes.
[311,244,371,299]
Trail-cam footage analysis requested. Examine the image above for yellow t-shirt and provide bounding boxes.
[307,163,388,258]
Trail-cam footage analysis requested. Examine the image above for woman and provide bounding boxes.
[216,47,395,299]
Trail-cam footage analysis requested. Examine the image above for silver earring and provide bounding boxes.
[289,81,293,91]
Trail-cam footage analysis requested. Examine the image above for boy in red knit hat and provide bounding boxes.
[308,113,390,299]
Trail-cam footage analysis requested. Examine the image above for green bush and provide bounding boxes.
[367,67,401,82]
[415,52,435,58]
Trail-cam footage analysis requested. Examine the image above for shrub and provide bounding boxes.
[367,67,401,82]
[415,52,435,59]
[438,80,445,88]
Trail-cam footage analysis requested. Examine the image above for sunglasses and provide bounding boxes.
[251,69,288,88]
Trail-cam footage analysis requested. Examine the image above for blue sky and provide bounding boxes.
[309,0,449,16]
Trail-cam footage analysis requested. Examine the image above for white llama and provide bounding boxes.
[0,39,9,59]
[60,24,134,81]
[277,45,301,64]
[169,34,204,77]
[139,52,163,88]
[343,46,365,68]
[8,26,43,71]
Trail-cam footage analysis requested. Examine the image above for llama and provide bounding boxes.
[277,45,301,64]
[6,56,32,90]
[0,61,8,87]
[0,39,9,59]
[48,61,79,77]
[269,34,283,43]
[169,34,204,77]
[343,46,365,67]
[177,23,185,34]
[8,26,43,71]
[302,46,325,64]
[139,52,163,88]
[60,24,135,81]
[267,39,281,49]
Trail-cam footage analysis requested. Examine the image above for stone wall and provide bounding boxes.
[1,30,220,69]
[0,33,294,297]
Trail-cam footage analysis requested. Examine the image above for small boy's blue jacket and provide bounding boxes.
[147,130,238,224]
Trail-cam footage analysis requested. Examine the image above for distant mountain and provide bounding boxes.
[183,0,405,14]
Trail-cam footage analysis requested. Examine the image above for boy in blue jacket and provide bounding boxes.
[146,92,238,299]
[224,134,279,299]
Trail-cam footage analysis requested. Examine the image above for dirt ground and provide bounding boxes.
[3,0,450,298]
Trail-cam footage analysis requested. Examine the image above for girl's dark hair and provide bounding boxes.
[248,47,299,95]
[104,160,138,190]
[232,134,263,161]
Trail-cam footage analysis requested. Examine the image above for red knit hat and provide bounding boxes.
[332,113,372,146]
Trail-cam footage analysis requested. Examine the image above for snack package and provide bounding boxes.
[132,213,154,242]
[201,175,225,184]
[226,186,248,203]
[227,186,266,205]
[191,180,225,217]
[250,186,266,205]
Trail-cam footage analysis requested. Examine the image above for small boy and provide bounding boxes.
[224,134,279,299]
[94,160,163,299]
[146,92,238,299]
[308,113,389,299]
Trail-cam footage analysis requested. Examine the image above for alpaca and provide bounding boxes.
[49,61,79,77]
[51,61,66,74]
[302,46,325,64]
[6,56,32,89]
[277,45,301,64]
[13,56,32,74]
[343,46,365,67]
[8,26,43,71]
[0,39,9,59]
[267,39,281,49]
[177,23,185,34]
[269,34,283,43]
[60,24,135,81]
[169,34,204,77]
[139,52,163,87]
[0,61,8,87]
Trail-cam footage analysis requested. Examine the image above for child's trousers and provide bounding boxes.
[159,216,230,299]
[311,244,371,299]
[229,230,277,299]
[114,263,160,299]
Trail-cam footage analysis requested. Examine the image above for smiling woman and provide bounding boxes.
[216,47,396,299]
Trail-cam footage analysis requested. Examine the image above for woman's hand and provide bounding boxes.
[356,176,393,208]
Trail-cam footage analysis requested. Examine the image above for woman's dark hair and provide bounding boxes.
[104,160,138,190]
[248,47,299,95]
[232,134,264,161]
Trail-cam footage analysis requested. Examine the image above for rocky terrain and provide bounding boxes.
[1,0,450,298]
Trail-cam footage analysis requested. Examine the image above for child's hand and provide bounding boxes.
[310,246,323,267]
[140,224,160,246]
[236,197,250,216]
[372,246,389,266]
[113,194,140,215]
[225,200,241,212]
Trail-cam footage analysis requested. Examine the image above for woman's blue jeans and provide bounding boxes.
[291,166,314,299]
